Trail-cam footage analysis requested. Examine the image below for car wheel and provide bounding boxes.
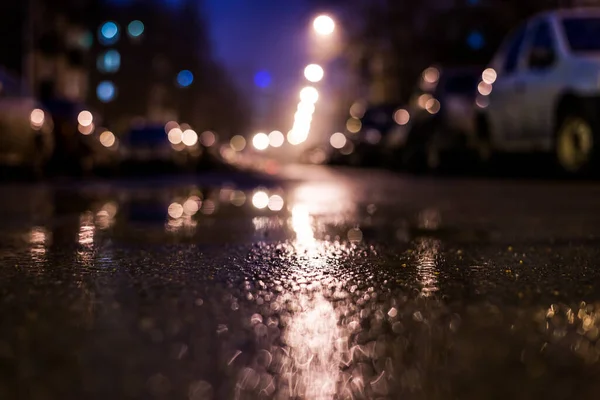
[555,115,596,174]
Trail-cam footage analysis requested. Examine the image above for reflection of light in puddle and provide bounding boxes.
[291,204,315,248]
[79,212,95,246]
[282,290,340,398]
[416,238,440,297]
[29,226,49,261]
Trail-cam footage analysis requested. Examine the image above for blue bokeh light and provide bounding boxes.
[128,20,145,38]
[97,81,116,103]
[254,70,271,88]
[177,70,194,87]
[97,50,121,73]
[99,22,120,45]
[467,31,485,50]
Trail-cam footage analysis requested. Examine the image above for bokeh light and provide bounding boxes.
[200,131,216,147]
[97,81,116,102]
[78,123,94,135]
[254,70,272,88]
[422,67,440,84]
[269,131,285,148]
[230,135,246,152]
[304,64,324,83]
[418,93,433,109]
[168,202,184,219]
[425,98,441,114]
[168,128,183,144]
[177,70,194,87]
[78,110,93,127]
[30,109,45,129]
[349,102,366,119]
[313,15,335,35]
[478,81,493,96]
[252,191,269,209]
[99,130,116,147]
[99,21,119,45]
[182,129,198,146]
[252,133,269,151]
[164,121,179,133]
[183,196,201,216]
[394,109,410,125]
[300,86,319,104]
[346,118,361,134]
[268,195,284,211]
[329,132,347,149]
[482,68,497,85]
[97,49,121,73]
[127,20,144,38]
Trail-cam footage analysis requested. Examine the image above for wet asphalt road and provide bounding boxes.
[2,165,600,400]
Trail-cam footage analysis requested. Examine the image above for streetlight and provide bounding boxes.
[313,15,335,36]
[304,64,324,83]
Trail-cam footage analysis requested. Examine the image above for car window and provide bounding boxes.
[503,25,527,74]
[562,17,600,52]
[527,20,555,67]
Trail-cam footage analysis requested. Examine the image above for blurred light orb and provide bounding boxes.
[346,117,361,134]
[252,133,269,151]
[304,64,324,83]
[422,67,440,84]
[168,128,183,144]
[417,93,433,109]
[313,15,335,35]
[127,20,144,38]
[164,121,179,133]
[99,130,116,147]
[254,70,272,88]
[183,197,201,215]
[287,130,303,145]
[97,49,121,73]
[297,101,315,115]
[200,130,216,147]
[467,31,485,50]
[97,81,116,102]
[300,86,319,104]
[330,132,347,149]
[425,98,441,114]
[230,135,246,152]
[99,21,119,44]
[177,70,194,87]
[230,190,246,206]
[478,81,493,96]
[78,110,93,127]
[182,129,198,146]
[168,202,184,219]
[482,68,497,85]
[78,123,94,135]
[394,109,410,125]
[269,130,285,148]
[30,109,45,129]
[268,195,284,211]
[476,95,490,109]
[349,102,366,119]
[252,191,269,209]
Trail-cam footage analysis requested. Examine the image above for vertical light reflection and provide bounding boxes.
[415,238,440,297]
[78,212,95,264]
[291,204,315,248]
[29,226,49,263]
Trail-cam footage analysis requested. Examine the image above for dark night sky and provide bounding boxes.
[204,0,311,96]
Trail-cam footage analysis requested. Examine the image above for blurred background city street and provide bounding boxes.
[4,0,600,399]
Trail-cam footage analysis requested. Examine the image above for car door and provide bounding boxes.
[519,18,561,149]
[487,24,528,148]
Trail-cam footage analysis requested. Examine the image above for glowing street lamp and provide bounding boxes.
[313,15,335,36]
[304,64,324,83]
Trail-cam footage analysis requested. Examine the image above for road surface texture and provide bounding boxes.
[2,165,600,400]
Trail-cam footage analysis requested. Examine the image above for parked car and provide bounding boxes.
[474,8,600,174]
[119,124,196,171]
[354,103,406,167]
[0,70,54,176]
[402,66,481,171]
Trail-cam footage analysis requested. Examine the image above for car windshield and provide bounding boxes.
[562,17,600,52]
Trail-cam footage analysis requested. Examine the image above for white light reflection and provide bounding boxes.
[29,226,49,262]
[415,238,440,297]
